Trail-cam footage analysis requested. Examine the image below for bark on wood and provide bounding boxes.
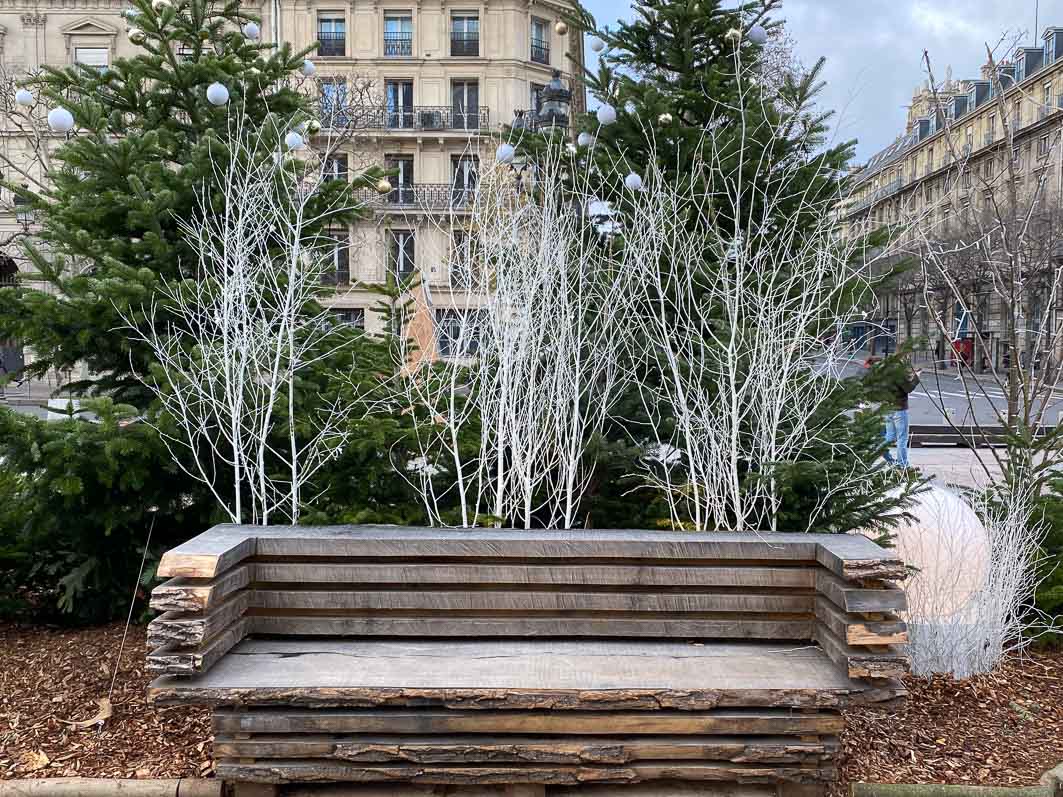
[146,618,248,676]
[147,592,250,649]
[150,565,253,612]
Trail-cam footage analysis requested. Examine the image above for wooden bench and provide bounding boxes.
[146,526,910,797]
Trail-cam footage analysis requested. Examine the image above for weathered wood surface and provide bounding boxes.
[156,525,906,583]
[147,592,250,649]
[150,565,253,612]
[212,708,845,736]
[214,759,834,786]
[246,615,815,642]
[148,638,899,709]
[252,562,818,589]
[146,618,249,676]
[812,623,908,680]
[212,734,838,765]
[814,598,907,647]
[814,571,906,615]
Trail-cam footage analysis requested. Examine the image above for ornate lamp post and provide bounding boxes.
[536,70,572,130]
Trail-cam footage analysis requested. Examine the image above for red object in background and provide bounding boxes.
[952,338,973,366]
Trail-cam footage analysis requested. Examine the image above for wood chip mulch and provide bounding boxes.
[835,650,1063,794]
[1,622,1060,788]
[0,622,211,780]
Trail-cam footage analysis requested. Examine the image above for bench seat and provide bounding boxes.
[145,526,910,796]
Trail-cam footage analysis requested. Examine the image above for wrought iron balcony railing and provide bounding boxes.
[384,31,413,57]
[451,31,479,57]
[511,109,568,132]
[317,31,346,57]
[531,37,550,64]
[317,102,489,132]
[357,183,477,211]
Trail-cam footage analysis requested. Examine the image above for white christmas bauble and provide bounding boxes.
[127,27,146,43]
[47,106,75,133]
[554,20,568,35]
[747,24,768,45]
[658,112,673,125]
[596,104,617,125]
[725,27,742,43]
[577,131,594,147]
[284,130,305,150]
[14,89,33,107]
[624,172,643,191]
[242,21,260,40]
[496,143,515,164]
[301,59,316,77]
[206,81,230,106]
[588,35,605,53]
[151,0,171,11]
[624,100,637,115]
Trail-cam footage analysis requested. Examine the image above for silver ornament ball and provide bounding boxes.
[588,35,605,53]
[284,130,306,150]
[596,104,617,126]
[242,21,260,40]
[127,27,146,43]
[205,81,230,106]
[657,112,673,125]
[495,143,515,164]
[747,24,768,45]
[47,106,75,133]
[554,20,569,35]
[14,88,33,107]
[301,59,316,77]
[577,131,595,147]
[624,172,644,191]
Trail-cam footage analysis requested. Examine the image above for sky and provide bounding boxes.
[578,0,1051,164]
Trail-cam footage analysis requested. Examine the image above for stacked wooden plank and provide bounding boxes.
[147,526,910,796]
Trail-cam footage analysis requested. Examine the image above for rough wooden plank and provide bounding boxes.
[815,571,907,614]
[815,536,908,583]
[146,618,249,676]
[212,709,845,736]
[250,589,815,614]
[252,562,817,589]
[212,734,839,765]
[247,615,814,641]
[214,759,834,786]
[157,526,257,579]
[814,598,907,647]
[147,591,250,649]
[150,565,254,613]
[812,622,908,680]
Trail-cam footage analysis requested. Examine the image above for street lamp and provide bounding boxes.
[13,195,34,229]
[537,70,572,129]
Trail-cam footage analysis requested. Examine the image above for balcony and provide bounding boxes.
[451,31,479,57]
[512,109,567,132]
[384,31,413,57]
[317,31,346,57]
[357,183,476,212]
[531,37,549,65]
[317,102,489,132]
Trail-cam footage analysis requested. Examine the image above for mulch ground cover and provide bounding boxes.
[1,622,1061,788]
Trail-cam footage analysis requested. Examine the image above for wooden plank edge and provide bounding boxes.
[814,597,908,647]
[813,622,908,681]
[157,526,257,578]
[146,618,249,676]
[147,591,251,649]
[815,538,909,583]
[815,570,907,615]
[150,564,254,612]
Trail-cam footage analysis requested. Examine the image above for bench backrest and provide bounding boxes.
[147,526,909,681]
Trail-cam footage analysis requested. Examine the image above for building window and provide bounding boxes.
[450,229,480,288]
[387,229,416,277]
[1039,134,1051,158]
[324,154,348,182]
[530,17,549,64]
[333,308,365,329]
[74,47,108,71]
[451,155,478,205]
[962,167,972,188]
[318,15,346,57]
[385,80,414,128]
[451,80,480,130]
[384,15,413,57]
[986,113,996,144]
[1013,146,1024,172]
[437,308,482,358]
[324,229,350,285]
[1045,83,1053,108]
[319,78,349,125]
[385,156,415,204]
[451,13,479,57]
[1013,100,1022,128]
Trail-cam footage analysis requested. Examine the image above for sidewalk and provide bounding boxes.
[907,447,1004,489]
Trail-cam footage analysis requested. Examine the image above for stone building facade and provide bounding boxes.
[840,27,1063,370]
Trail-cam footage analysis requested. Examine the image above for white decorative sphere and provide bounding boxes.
[14,89,33,107]
[596,104,617,126]
[206,82,230,106]
[242,21,260,40]
[47,107,75,133]
[127,27,146,43]
[495,143,515,164]
[284,130,305,150]
[151,0,171,11]
[577,131,594,147]
[624,100,637,115]
[588,35,605,53]
[747,24,768,45]
[554,20,568,35]
[725,27,742,43]
[301,59,316,77]
[624,172,643,191]
[658,112,673,125]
